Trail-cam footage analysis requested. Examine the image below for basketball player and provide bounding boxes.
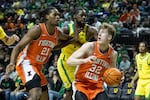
[0,26,19,45]
[6,7,70,100]
[131,41,150,100]
[57,7,98,100]
[67,23,118,100]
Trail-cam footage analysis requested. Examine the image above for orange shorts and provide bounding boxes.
[16,60,47,86]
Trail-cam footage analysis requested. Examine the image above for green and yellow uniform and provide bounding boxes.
[57,23,88,90]
[0,26,6,39]
[135,52,150,99]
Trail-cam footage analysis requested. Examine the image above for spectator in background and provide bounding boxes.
[0,73,16,100]
[129,3,140,29]
[117,44,128,66]
[10,75,28,100]
[48,66,63,100]
[0,26,19,45]
[119,53,131,74]
[93,17,101,30]
[119,7,131,29]
[0,64,4,80]
[5,17,16,31]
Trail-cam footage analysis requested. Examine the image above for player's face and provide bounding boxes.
[48,9,60,26]
[139,42,146,53]
[97,29,111,44]
[76,10,86,27]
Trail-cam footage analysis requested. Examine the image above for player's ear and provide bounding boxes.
[108,35,112,41]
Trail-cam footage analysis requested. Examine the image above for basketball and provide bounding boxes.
[103,67,123,87]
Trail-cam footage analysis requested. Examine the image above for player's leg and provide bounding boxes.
[40,88,49,100]
[38,72,49,100]
[145,80,150,100]
[134,79,145,100]
[74,90,88,100]
[64,90,73,100]
[27,88,42,100]
[25,74,42,100]
[94,91,109,100]
[16,61,48,100]
[26,75,49,100]
[57,56,75,100]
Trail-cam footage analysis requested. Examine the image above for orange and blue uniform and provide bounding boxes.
[16,23,59,87]
[73,42,114,100]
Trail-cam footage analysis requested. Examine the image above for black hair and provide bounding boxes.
[39,7,57,22]
[139,41,149,52]
[72,7,84,16]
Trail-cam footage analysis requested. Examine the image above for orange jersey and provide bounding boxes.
[74,41,114,99]
[17,23,59,66]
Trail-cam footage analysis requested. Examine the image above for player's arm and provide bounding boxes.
[110,50,118,68]
[131,71,139,82]
[57,27,70,40]
[0,26,19,45]
[1,34,20,46]
[6,25,41,74]
[54,26,70,49]
[67,42,97,66]
[147,54,150,65]
[131,71,138,87]
[86,25,98,41]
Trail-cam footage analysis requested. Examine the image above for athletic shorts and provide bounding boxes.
[57,53,76,90]
[72,81,106,100]
[16,60,48,91]
[135,78,150,99]
[73,90,109,100]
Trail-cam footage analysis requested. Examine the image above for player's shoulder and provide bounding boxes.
[109,46,117,57]
[26,25,41,39]
[82,41,95,50]
[112,50,118,56]
[84,41,95,46]
[29,24,41,32]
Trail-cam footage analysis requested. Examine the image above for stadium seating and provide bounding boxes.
[107,87,121,100]
[120,88,135,100]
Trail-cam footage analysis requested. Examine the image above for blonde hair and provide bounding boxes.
[99,23,116,41]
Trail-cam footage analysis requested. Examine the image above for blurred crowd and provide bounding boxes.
[0,0,150,100]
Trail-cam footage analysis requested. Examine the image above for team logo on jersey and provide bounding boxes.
[27,71,32,76]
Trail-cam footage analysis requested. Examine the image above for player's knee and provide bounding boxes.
[28,88,42,100]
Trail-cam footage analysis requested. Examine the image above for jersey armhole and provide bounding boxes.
[147,55,150,65]
[67,24,70,34]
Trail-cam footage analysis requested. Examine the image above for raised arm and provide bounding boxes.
[0,26,19,45]
[1,34,20,46]
[67,42,97,66]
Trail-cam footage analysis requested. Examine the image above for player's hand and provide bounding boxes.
[11,34,20,42]
[84,55,97,63]
[130,80,135,88]
[6,63,15,74]
[121,75,125,84]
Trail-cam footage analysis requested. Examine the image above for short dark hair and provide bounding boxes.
[39,7,57,22]
[72,7,84,16]
[139,41,149,52]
